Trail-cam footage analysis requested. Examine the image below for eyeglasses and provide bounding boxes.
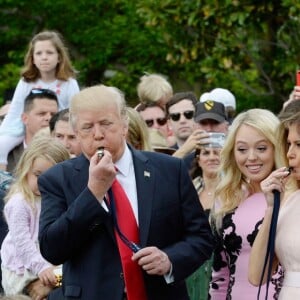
[30,88,57,97]
[144,117,167,127]
[169,110,194,122]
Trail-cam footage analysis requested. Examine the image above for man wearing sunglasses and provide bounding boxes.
[136,103,168,136]
[6,89,58,172]
[166,94,229,168]
[165,92,199,156]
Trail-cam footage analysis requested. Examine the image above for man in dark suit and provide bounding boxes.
[38,85,214,300]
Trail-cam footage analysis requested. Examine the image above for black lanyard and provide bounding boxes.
[107,188,141,253]
[257,190,280,299]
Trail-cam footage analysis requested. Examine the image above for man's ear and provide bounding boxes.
[21,112,28,125]
[123,122,129,138]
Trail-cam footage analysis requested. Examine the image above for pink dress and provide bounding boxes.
[209,192,282,299]
[276,190,300,299]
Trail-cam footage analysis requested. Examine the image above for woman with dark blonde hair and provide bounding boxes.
[249,109,300,299]
[187,145,222,300]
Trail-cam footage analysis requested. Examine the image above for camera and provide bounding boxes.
[203,132,226,148]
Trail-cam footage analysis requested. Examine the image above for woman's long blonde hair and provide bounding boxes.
[211,109,284,230]
[5,136,69,207]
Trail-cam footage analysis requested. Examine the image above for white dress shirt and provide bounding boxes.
[114,144,139,224]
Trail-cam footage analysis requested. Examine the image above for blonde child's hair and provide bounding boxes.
[137,73,173,104]
[211,109,283,230]
[22,30,77,81]
[5,136,70,207]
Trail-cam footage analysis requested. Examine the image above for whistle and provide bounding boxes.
[97,147,104,159]
[286,166,293,176]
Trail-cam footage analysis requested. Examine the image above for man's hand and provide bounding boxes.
[172,129,209,158]
[283,86,300,110]
[132,246,171,276]
[88,149,116,201]
[26,279,54,300]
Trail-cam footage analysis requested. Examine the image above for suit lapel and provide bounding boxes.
[131,149,154,247]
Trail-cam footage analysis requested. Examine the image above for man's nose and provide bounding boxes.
[45,112,53,122]
[94,124,105,139]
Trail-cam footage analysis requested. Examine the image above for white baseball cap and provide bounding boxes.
[199,92,210,103]
[200,88,236,110]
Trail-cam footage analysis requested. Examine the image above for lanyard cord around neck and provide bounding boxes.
[107,188,141,253]
[257,190,280,300]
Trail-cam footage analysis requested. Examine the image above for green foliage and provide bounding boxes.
[136,0,300,113]
[0,63,20,100]
[0,0,300,113]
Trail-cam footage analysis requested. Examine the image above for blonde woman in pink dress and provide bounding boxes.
[249,109,300,299]
[209,109,284,299]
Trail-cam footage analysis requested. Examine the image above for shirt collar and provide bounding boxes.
[115,144,132,177]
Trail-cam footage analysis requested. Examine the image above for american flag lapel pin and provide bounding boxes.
[144,171,150,178]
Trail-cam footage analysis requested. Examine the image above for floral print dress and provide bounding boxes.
[209,192,282,300]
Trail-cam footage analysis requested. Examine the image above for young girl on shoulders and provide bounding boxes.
[0,30,79,170]
[0,136,70,297]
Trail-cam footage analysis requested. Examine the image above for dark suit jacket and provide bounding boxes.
[0,189,8,294]
[38,147,214,300]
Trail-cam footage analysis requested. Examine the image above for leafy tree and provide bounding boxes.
[0,0,171,106]
[136,0,300,112]
[1,0,300,113]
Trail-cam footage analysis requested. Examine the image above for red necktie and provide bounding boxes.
[111,179,147,300]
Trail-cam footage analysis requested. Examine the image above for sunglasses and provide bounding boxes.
[30,88,57,97]
[169,110,194,122]
[144,117,167,127]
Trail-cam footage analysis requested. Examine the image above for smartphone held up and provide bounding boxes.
[203,132,226,148]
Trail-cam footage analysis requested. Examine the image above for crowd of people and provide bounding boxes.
[0,29,300,300]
